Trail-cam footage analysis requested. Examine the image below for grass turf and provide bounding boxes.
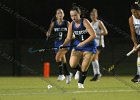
[0,76,140,100]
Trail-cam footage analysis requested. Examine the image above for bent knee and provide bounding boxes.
[69,62,77,69]
[55,56,61,62]
[81,68,88,72]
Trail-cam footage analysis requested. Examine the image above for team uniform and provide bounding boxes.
[53,20,70,52]
[51,19,72,84]
[72,18,97,53]
[90,20,105,81]
[132,15,140,45]
[91,20,105,51]
[71,18,97,88]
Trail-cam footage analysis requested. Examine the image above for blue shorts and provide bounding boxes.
[54,41,70,53]
[73,40,97,54]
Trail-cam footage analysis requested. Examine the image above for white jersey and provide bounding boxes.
[91,20,105,47]
[132,15,140,36]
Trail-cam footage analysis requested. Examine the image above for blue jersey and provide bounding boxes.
[53,20,68,42]
[53,20,70,53]
[72,19,97,54]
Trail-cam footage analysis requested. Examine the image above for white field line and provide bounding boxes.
[0,89,140,96]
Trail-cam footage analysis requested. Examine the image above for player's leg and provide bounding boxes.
[61,55,73,84]
[78,52,94,88]
[137,51,140,78]
[71,50,82,80]
[55,49,67,81]
[131,35,140,83]
[61,55,69,75]
[131,50,140,83]
[90,49,101,81]
[69,50,82,71]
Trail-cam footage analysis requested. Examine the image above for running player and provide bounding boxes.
[60,7,97,88]
[90,8,108,81]
[129,2,140,83]
[46,9,72,84]
[74,8,108,81]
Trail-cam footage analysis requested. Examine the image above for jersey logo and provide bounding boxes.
[54,28,67,32]
[74,30,87,35]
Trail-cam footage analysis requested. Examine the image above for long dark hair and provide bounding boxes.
[131,1,140,10]
[70,6,81,15]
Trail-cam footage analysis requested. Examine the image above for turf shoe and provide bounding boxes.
[57,75,65,81]
[78,83,84,88]
[66,73,73,84]
[131,75,140,83]
[75,71,80,80]
[90,74,102,81]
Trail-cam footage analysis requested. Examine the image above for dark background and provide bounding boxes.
[0,0,137,76]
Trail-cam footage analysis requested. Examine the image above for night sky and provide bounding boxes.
[0,0,135,39]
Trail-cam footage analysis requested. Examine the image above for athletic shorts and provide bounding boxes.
[54,40,70,53]
[73,40,97,54]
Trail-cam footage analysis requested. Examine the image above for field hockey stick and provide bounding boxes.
[28,47,57,54]
[28,45,77,54]
[126,44,140,56]
[108,44,140,72]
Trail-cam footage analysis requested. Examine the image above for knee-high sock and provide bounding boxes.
[137,57,140,75]
[63,63,70,75]
[92,60,100,75]
[73,64,81,72]
[57,62,63,75]
[78,71,88,84]
[92,61,96,76]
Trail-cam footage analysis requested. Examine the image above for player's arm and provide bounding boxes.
[67,21,70,27]
[46,22,54,37]
[67,21,75,39]
[62,22,73,46]
[99,20,108,35]
[129,16,138,48]
[77,19,96,47]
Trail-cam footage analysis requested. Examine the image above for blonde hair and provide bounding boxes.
[55,8,65,20]
[92,8,98,14]
[56,9,64,15]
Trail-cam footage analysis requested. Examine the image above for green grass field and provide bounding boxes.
[0,76,140,100]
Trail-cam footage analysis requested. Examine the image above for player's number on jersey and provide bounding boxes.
[59,32,63,40]
[81,35,84,41]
